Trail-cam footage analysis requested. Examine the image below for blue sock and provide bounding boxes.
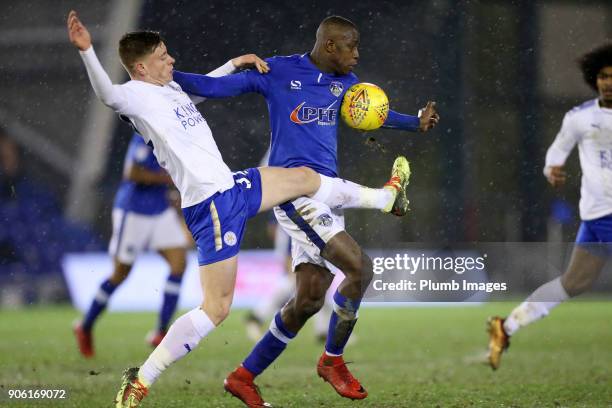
[82,279,117,331]
[325,290,361,355]
[242,312,296,376]
[159,274,183,332]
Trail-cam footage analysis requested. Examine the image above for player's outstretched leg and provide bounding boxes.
[115,256,237,406]
[257,157,411,216]
[487,245,604,369]
[311,156,411,216]
[74,260,131,358]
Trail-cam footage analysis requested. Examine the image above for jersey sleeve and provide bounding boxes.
[544,112,580,170]
[188,60,237,104]
[382,109,420,131]
[173,57,273,99]
[79,46,140,116]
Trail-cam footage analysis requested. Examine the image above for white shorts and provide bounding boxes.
[274,197,345,274]
[108,207,188,264]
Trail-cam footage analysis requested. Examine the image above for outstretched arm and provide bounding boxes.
[383,101,440,132]
[67,10,132,113]
[174,60,269,99]
[188,54,270,103]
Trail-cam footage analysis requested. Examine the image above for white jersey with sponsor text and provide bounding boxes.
[80,47,235,208]
[545,99,612,220]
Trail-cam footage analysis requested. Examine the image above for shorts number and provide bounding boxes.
[233,171,252,189]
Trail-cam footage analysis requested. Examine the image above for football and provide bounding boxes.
[340,82,389,131]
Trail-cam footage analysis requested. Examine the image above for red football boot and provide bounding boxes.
[73,321,94,358]
[317,353,368,400]
[223,366,271,407]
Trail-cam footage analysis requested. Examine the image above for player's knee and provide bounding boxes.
[292,166,318,193]
[344,253,373,284]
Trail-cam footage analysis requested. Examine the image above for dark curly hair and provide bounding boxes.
[578,42,612,91]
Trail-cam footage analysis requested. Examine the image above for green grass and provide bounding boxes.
[0,302,611,407]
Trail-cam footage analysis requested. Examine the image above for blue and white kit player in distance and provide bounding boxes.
[173,15,440,406]
[487,43,612,370]
[73,54,246,357]
[68,11,407,408]
[73,132,188,357]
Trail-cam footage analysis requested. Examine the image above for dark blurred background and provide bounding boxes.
[1,0,611,303]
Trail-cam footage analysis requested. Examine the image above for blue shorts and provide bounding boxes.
[575,214,612,257]
[182,168,262,265]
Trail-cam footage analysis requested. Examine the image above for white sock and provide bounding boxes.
[138,308,215,387]
[312,175,392,210]
[253,275,295,321]
[503,277,569,336]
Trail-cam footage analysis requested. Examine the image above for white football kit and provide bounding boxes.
[545,98,612,220]
[79,47,236,208]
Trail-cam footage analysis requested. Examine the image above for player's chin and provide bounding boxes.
[343,66,355,75]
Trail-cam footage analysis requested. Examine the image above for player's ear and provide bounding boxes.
[134,61,147,77]
[325,39,336,54]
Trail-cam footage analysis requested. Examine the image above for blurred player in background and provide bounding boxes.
[73,132,189,358]
[487,43,612,370]
[67,11,406,408]
[174,15,439,406]
[244,149,333,343]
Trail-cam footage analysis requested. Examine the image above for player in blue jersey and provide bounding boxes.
[73,132,188,357]
[172,16,439,406]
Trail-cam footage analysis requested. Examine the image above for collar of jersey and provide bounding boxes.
[300,53,346,79]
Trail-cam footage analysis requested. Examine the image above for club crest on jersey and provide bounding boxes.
[329,81,343,97]
[289,101,338,126]
[316,213,333,227]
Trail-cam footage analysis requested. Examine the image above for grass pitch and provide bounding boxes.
[0,302,610,407]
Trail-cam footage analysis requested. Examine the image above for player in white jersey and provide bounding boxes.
[487,43,612,369]
[73,57,249,358]
[67,11,408,407]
